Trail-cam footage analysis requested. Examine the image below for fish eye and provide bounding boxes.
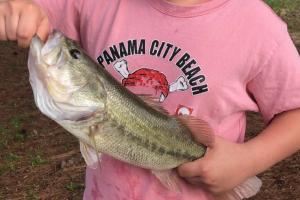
[69,49,81,59]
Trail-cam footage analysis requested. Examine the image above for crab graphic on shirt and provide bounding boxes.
[113,60,194,116]
[113,60,191,102]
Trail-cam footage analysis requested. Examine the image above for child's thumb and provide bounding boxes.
[177,156,207,178]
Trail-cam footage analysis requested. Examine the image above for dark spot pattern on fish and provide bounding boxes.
[151,143,157,151]
[174,151,181,158]
[166,150,176,157]
[144,140,151,148]
[158,147,165,155]
[183,153,191,158]
[189,156,198,161]
[122,129,197,161]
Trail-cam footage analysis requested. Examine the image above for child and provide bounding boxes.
[0,0,299,199]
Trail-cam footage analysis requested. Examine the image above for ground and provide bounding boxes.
[0,1,299,200]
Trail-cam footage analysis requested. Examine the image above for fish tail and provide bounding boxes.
[215,176,262,200]
[151,170,182,193]
[177,115,215,148]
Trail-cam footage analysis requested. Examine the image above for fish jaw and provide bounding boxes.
[29,34,63,121]
[40,30,64,65]
[30,32,65,71]
[29,43,65,121]
[30,35,43,62]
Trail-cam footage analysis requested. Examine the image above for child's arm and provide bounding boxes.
[177,108,300,194]
[0,0,50,47]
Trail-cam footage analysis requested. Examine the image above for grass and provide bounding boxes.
[0,116,27,146]
[30,154,47,167]
[9,116,22,129]
[0,142,6,151]
[0,153,21,175]
[0,118,27,175]
[265,0,299,12]
[66,182,83,192]
[0,191,4,200]
[26,186,40,200]
[5,153,20,162]
[265,0,300,33]
[0,129,8,150]
[14,130,26,142]
[265,0,287,13]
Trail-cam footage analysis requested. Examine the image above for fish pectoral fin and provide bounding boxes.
[80,141,101,168]
[89,123,105,137]
[215,176,262,200]
[152,170,182,193]
[177,115,214,148]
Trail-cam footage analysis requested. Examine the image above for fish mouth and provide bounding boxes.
[30,30,65,67]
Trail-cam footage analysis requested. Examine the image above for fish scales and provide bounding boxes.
[101,83,204,169]
[104,79,192,141]
[92,120,194,170]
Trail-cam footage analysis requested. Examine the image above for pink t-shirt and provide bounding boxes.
[35,0,300,199]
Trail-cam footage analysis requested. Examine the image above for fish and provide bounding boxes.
[28,30,262,199]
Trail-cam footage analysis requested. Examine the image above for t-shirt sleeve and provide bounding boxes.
[33,0,83,41]
[247,29,300,123]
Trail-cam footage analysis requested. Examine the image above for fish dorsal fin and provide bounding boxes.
[138,94,169,115]
[177,115,214,147]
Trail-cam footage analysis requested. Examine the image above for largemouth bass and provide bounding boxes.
[28,30,261,199]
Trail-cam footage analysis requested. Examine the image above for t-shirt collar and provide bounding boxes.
[147,0,231,17]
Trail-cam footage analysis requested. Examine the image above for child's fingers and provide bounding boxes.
[0,2,7,40]
[178,164,221,194]
[36,17,50,42]
[0,17,7,40]
[5,9,19,41]
[17,5,50,48]
[184,176,204,185]
[17,12,37,47]
[0,0,49,47]
[177,158,206,178]
[17,9,42,48]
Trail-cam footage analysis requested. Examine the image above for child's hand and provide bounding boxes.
[0,0,50,48]
[177,136,255,195]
